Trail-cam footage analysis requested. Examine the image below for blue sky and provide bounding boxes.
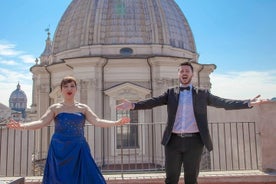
[0,0,275,107]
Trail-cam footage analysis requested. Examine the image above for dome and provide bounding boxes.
[9,83,27,110]
[52,0,196,57]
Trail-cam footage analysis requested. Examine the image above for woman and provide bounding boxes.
[7,76,130,184]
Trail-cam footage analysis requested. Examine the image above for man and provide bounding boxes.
[116,62,269,184]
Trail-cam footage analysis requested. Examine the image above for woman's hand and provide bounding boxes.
[116,117,131,126]
[6,119,23,130]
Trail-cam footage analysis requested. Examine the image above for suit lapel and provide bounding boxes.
[192,86,197,113]
[175,86,181,103]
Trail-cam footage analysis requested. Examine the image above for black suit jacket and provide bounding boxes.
[134,86,252,151]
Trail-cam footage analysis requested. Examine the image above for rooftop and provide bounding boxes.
[1,170,276,184]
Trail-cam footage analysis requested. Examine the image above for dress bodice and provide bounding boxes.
[54,112,85,137]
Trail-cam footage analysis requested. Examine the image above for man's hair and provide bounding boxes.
[179,62,193,72]
[60,76,77,89]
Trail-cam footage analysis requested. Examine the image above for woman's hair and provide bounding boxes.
[60,76,77,89]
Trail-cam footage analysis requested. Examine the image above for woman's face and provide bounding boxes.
[61,81,77,99]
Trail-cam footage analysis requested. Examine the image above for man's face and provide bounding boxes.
[178,65,193,85]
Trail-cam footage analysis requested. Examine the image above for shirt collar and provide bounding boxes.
[179,84,192,92]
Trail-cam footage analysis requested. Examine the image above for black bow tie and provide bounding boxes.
[180,86,190,91]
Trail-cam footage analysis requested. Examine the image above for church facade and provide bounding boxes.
[30,0,217,168]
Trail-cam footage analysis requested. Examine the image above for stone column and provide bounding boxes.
[257,102,276,172]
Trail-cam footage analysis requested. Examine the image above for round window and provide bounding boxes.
[120,48,133,56]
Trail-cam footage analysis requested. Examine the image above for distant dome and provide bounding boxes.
[9,83,27,110]
[52,0,196,57]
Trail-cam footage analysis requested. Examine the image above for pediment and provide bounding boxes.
[104,83,151,100]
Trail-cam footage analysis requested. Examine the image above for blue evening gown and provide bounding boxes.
[42,112,106,184]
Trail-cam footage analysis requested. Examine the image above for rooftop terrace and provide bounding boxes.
[1,170,276,184]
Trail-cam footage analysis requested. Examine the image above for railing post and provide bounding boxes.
[257,102,276,172]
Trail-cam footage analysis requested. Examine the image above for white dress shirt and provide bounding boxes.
[172,85,199,133]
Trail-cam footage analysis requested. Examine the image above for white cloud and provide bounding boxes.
[0,43,22,56]
[0,59,18,65]
[0,68,32,81]
[20,54,36,64]
[0,42,36,65]
[210,70,276,100]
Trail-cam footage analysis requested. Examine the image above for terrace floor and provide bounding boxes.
[1,170,276,184]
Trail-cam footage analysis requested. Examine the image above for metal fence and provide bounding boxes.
[209,122,260,171]
[0,121,260,177]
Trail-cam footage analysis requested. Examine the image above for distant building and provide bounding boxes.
[9,83,27,121]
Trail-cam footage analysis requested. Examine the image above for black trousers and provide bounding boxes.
[164,134,204,184]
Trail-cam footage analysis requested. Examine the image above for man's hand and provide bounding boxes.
[116,99,134,110]
[249,95,271,106]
